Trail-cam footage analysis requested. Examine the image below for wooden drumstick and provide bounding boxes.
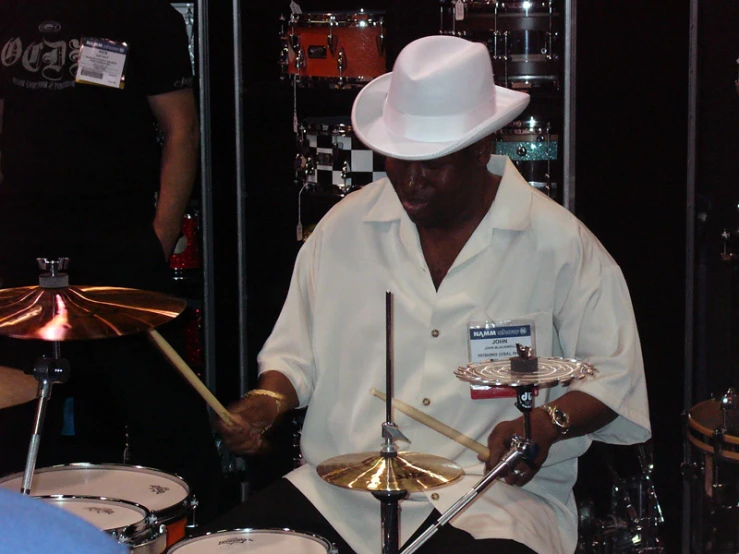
[370,388,490,458]
[148,329,238,427]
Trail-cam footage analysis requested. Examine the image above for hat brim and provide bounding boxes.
[351,72,531,161]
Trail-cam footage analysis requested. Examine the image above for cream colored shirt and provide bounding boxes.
[258,156,651,554]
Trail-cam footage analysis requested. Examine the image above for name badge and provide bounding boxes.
[75,37,128,89]
[467,319,535,399]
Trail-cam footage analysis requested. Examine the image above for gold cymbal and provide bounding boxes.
[0,285,186,341]
[0,365,38,409]
[316,451,464,492]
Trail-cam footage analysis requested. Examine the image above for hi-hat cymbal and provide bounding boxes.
[316,451,464,492]
[0,365,37,409]
[0,285,186,341]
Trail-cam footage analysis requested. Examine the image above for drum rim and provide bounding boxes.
[290,10,386,26]
[164,527,336,553]
[0,463,194,523]
[37,494,153,543]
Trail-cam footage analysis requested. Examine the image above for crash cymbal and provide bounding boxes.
[316,451,464,492]
[455,357,596,388]
[0,365,37,409]
[0,285,186,341]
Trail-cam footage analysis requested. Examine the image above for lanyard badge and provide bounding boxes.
[75,38,129,89]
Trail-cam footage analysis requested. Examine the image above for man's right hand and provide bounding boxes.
[213,393,283,456]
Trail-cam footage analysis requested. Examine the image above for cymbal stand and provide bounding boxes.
[21,342,70,494]
[400,384,539,554]
[20,258,72,494]
[373,290,410,554]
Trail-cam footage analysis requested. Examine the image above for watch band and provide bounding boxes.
[244,388,288,414]
[541,404,571,435]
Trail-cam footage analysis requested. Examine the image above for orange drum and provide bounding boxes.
[285,10,387,86]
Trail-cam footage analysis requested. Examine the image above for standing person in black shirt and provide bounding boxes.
[0,0,222,522]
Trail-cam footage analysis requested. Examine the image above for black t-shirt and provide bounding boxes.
[0,0,193,220]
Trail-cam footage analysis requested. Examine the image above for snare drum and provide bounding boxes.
[296,116,386,196]
[285,10,387,86]
[40,495,167,554]
[496,118,559,197]
[0,464,196,549]
[165,528,337,553]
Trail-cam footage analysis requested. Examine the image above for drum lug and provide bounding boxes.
[294,48,306,72]
[327,25,338,56]
[336,48,346,86]
[376,27,385,56]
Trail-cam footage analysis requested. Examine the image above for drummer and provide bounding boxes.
[214,35,651,554]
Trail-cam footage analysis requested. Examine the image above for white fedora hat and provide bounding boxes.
[351,35,530,161]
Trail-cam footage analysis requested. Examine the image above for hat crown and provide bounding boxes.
[387,36,496,118]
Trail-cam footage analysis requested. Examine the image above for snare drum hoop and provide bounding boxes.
[0,463,194,525]
[290,10,385,27]
[165,527,337,553]
[688,399,739,463]
[38,494,152,544]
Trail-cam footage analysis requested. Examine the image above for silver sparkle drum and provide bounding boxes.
[496,118,559,198]
[165,528,338,553]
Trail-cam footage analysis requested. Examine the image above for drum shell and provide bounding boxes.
[496,121,559,197]
[39,495,168,554]
[285,11,387,84]
[0,463,196,550]
[164,528,338,553]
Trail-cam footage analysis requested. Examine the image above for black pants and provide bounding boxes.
[201,478,537,554]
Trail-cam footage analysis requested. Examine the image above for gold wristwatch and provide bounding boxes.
[541,405,571,435]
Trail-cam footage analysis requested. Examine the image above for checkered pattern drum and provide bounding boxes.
[296,117,386,196]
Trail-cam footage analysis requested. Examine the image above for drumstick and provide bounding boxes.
[148,329,238,427]
[370,388,490,458]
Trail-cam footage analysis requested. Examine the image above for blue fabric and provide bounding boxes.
[0,488,126,553]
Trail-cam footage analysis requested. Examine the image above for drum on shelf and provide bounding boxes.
[295,116,386,197]
[165,528,338,553]
[495,117,559,197]
[39,495,167,554]
[440,0,561,90]
[283,10,387,87]
[685,390,739,552]
[0,464,196,550]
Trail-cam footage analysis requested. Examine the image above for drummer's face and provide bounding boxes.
[385,140,491,230]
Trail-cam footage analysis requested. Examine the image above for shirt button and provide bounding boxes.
[431,329,440,338]
[431,493,439,501]
[422,398,431,406]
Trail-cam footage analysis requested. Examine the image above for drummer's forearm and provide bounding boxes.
[255,370,299,412]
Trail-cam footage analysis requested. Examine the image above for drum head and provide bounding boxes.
[39,495,150,542]
[166,528,335,553]
[0,464,191,518]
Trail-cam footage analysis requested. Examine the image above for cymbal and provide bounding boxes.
[316,451,464,492]
[0,285,186,341]
[0,365,37,409]
[455,357,596,388]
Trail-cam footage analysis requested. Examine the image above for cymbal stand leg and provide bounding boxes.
[20,344,70,495]
[400,436,534,554]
